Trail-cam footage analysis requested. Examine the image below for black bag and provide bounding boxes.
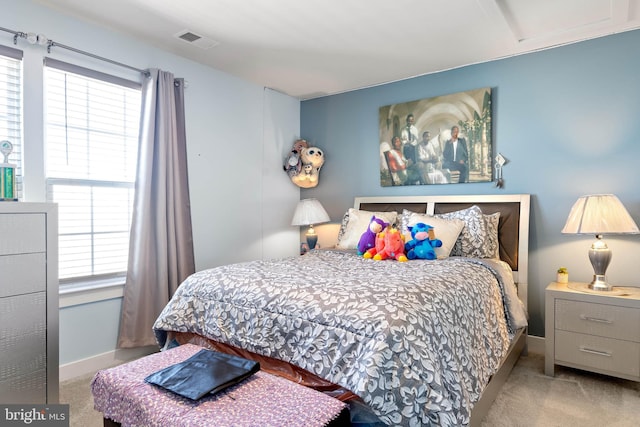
[145,348,260,400]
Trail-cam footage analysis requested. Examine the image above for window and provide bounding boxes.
[44,59,141,285]
[0,45,23,199]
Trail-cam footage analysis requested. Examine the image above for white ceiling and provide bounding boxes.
[34,0,640,100]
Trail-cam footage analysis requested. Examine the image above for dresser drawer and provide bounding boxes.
[0,292,47,402]
[555,299,640,342]
[0,213,46,255]
[555,330,640,378]
[0,292,46,351]
[0,253,47,298]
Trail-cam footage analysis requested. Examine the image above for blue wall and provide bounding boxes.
[301,29,640,337]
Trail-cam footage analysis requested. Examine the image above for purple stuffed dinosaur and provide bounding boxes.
[357,216,389,255]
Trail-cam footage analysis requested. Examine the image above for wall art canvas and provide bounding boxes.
[379,87,493,187]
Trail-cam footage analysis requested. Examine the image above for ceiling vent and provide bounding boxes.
[173,30,220,49]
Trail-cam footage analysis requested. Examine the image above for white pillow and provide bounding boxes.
[400,209,465,259]
[336,208,398,250]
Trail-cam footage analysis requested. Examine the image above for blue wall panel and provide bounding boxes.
[301,30,640,336]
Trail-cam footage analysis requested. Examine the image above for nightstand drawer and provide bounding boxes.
[555,330,640,378]
[555,299,640,342]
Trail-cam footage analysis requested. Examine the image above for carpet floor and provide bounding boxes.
[481,353,639,426]
[60,352,640,427]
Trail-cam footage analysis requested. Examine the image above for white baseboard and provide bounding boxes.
[59,345,157,382]
[526,334,545,355]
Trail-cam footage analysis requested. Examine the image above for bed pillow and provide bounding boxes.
[336,208,398,250]
[400,210,465,259]
[436,205,492,258]
[484,211,500,259]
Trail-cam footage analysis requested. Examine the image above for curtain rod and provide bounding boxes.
[1,26,147,75]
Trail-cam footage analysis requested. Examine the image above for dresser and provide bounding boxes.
[0,203,58,403]
[545,281,640,382]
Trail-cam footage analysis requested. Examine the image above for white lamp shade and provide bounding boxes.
[291,198,330,226]
[562,194,639,235]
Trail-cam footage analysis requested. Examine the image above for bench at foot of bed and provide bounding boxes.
[91,343,349,427]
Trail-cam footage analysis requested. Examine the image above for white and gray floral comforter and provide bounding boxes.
[153,250,527,426]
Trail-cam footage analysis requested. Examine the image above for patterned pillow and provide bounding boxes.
[336,208,398,250]
[400,210,465,259]
[436,205,490,258]
[484,212,500,259]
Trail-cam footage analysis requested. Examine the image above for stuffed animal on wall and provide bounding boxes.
[404,223,443,260]
[292,163,317,188]
[283,139,309,178]
[357,216,389,255]
[364,226,408,262]
[292,146,325,188]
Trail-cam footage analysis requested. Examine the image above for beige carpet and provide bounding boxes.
[481,353,640,427]
[59,371,104,427]
[60,352,640,427]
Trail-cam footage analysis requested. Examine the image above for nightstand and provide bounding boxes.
[545,282,640,382]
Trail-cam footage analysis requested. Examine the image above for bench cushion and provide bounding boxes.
[91,344,348,427]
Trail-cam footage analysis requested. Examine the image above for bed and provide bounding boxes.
[152,194,530,426]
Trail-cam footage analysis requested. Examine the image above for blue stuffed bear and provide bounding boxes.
[404,222,443,260]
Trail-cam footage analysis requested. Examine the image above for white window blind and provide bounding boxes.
[0,45,23,199]
[44,59,141,284]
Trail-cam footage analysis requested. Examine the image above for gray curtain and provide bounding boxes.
[118,69,195,348]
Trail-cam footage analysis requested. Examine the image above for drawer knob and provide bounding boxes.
[579,314,612,324]
[579,346,612,357]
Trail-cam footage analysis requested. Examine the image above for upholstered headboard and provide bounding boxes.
[354,194,530,307]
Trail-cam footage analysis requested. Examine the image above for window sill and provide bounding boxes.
[59,278,125,308]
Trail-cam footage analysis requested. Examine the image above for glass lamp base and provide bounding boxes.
[588,237,612,291]
[589,274,613,291]
[306,233,318,250]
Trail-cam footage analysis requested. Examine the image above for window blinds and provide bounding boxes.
[44,59,142,283]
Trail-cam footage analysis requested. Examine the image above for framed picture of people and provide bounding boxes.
[379,87,493,186]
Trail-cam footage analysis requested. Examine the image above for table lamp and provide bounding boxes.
[291,198,330,250]
[561,194,639,291]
